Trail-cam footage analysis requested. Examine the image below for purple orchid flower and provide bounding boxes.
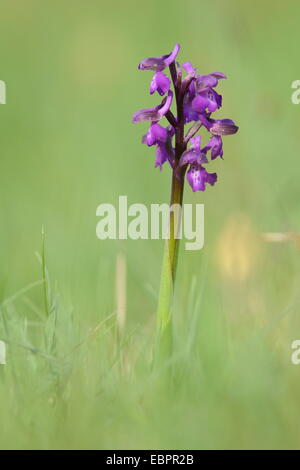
[186,164,217,192]
[183,69,225,120]
[179,136,208,166]
[155,142,173,170]
[192,89,222,113]
[139,44,180,98]
[178,136,216,191]
[209,118,239,136]
[183,82,200,123]
[182,62,196,75]
[133,44,238,191]
[150,72,171,96]
[194,72,226,92]
[132,90,173,123]
[203,135,223,160]
[142,123,175,170]
[138,43,180,72]
[143,123,168,146]
[199,114,239,136]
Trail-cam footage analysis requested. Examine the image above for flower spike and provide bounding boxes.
[133,44,238,191]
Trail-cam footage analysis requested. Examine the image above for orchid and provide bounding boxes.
[132,44,239,357]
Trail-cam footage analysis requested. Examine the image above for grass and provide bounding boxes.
[1,0,300,450]
[1,232,300,449]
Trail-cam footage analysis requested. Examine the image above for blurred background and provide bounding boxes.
[0,0,300,450]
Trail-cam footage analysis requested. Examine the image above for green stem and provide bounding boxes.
[155,61,186,361]
[156,167,185,345]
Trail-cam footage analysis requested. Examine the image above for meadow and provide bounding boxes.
[0,0,300,449]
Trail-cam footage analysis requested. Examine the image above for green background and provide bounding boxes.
[0,0,300,449]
